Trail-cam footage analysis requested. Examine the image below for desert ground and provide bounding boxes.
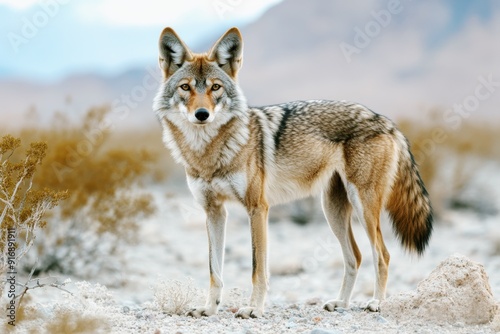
[1,104,500,334]
[3,158,500,333]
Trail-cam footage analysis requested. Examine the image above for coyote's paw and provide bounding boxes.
[186,306,217,318]
[365,299,380,312]
[235,306,262,319]
[323,299,348,312]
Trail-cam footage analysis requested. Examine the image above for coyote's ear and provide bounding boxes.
[208,27,243,78]
[158,27,193,79]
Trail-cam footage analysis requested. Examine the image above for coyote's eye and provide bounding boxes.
[180,84,190,91]
[212,84,221,91]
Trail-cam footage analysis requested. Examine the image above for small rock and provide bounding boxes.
[350,305,363,312]
[342,312,353,320]
[306,297,322,305]
[376,315,388,324]
[334,307,346,314]
[310,329,342,334]
[208,315,219,323]
[122,306,130,313]
[381,254,498,325]
[312,316,322,324]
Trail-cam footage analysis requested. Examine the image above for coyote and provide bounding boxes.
[153,27,433,318]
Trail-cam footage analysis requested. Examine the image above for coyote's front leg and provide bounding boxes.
[235,204,269,318]
[186,203,227,317]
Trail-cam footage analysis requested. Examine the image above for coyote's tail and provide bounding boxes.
[386,131,433,255]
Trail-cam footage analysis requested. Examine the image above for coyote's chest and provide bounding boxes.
[186,172,247,206]
[160,115,250,172]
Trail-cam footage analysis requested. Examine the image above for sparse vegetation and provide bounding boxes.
[151,277,202,315]
[398,110,500,216]
[2,106,164,278]
[0,134,67,296]
[3,282,113,333]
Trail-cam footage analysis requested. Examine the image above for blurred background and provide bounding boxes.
[2,0,499,126]
[1,0,500,301]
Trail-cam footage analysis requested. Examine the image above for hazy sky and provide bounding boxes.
[0,0,283,81]
[0,0,498,125]
[0,0,498,88]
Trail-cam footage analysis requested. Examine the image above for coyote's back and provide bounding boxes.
[250,100,433,254]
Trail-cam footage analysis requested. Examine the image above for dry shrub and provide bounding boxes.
[6,282,113,334]
[151,277,202,315]
[0,135,67,296]
[398,110,500,215]
[43,306,111,334]
[5,106,162,277]
[1,294,57,334]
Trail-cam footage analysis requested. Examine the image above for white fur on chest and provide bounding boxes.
[160,110,250,169]
[187,173,247,206]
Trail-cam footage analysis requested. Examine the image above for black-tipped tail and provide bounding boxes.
[386,134,433,255]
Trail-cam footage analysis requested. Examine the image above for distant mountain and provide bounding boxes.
[237,0,500,120]
[0,67,162,129]
[1,0,499,130]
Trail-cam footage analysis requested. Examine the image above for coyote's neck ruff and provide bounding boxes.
[153,27,433,319]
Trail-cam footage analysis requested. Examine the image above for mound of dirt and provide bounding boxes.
[381,254,498,325]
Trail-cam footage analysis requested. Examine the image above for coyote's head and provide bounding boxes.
[154,27,246,125]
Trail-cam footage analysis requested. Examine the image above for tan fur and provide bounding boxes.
[153,27,433,318]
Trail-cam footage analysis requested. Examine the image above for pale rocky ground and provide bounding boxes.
[4,164,500,333]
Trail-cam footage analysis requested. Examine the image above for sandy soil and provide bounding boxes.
[4,169,500,333]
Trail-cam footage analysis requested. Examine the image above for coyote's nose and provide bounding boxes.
[194,108,210,121]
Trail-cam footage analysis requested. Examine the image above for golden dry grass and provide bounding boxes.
[0,134,68,293]
[1,106,172,275]
[398,110,500,215]
[15,108,164,236]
